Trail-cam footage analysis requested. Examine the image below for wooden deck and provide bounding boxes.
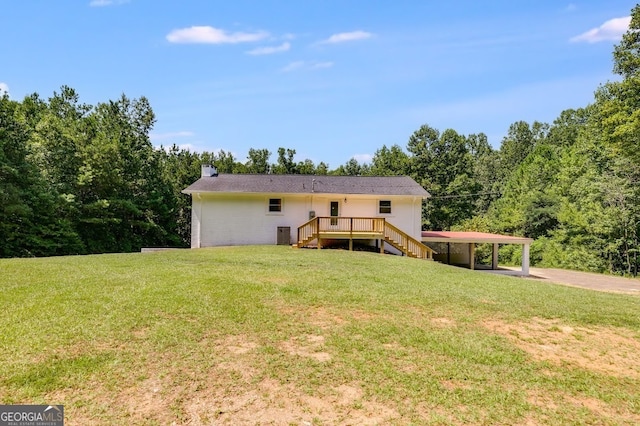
[297,217,434,260]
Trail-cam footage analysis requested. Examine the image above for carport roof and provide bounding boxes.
[421,231,532,244]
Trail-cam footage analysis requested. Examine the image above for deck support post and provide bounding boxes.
[317,237,322,250]
[380,239,384,254]
[349,218,353,251]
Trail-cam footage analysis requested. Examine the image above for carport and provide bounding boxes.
[421,231,533,276]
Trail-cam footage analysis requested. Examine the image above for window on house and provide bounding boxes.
[269,198,282,212]
[379,200,392,214]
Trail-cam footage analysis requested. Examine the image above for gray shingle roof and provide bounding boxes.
[183,174,430,197]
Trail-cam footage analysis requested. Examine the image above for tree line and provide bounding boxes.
[2,5,640,274]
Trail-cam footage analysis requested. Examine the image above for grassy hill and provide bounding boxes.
[1,246,639,425]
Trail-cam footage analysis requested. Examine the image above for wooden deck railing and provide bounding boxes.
[316,217,385,233]
[384,221,433,260]
[297,217,319,247]
[297,217,433,260]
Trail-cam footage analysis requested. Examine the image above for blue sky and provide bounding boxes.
[0,1,635,168]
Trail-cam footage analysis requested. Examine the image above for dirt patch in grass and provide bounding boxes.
[184,378,399,425]
[348,310,379,322]
[440,379,473,391]
[304,306,349,330]
[216,335,260,355]
[279,334,332,362]
[275,304,384,331]
[211,332,394,422]
[131,327,149,339]
[42,331,400,424]
[117,376,178,423]
[527,389,640,424]
[483,317,640,379]
[431,317,457,327]
[403,306,459,328]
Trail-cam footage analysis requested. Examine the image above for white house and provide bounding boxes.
[182,165,433,258]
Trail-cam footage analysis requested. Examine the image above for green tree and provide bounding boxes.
[546,108,588,149]
[315,161,329,175]
[466,132,492,157]
[490,143,561,237]
[38,87,92,192]
[272,147,297,174]
[213,149,245,173]
[550,133,619,272]
[297,159,317,175]
[331,158,370,176]
[0,93,82,257]
[613,4,640,79]
[499,121,548,177]
[466,133,500,213]
[597,5,640,166]
[74,94,174,252]
[369,144,409,176]
[579,4,640,272]
[246,148,271,173]
[159,145,203,246]
[407,125,478,229]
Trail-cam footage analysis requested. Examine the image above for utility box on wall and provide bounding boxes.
[277,227,291,245]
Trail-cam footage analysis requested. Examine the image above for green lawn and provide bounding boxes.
[1,246,639,425]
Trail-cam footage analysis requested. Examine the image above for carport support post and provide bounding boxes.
[492,243,499,270]
[522,243,530,276]
[469,243,475,270]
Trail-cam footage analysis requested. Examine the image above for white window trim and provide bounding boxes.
[267,197,284,215]
[379,200,392,215]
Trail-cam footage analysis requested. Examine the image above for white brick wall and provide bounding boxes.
[191,193,423,247]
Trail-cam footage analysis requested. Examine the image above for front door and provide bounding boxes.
[330,201,339,226]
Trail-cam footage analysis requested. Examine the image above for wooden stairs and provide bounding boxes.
[296,217,434,260]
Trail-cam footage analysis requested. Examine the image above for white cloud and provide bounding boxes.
[281,61,305,72]
[352,154,373,164]
[149,131,195,142]
[281,60,334,72]
[321,30,373,44]
[565,3,577,12]
[310,61,334,70]
[177,143,195,151]
[246,42,291,55]
[571,16,631,43]
[0,82,8,95]
[89,0,129,7]
[166,26,268,44]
